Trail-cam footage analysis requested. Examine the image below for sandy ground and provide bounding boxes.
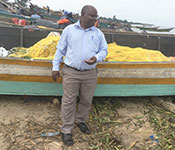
[0,95,162,150]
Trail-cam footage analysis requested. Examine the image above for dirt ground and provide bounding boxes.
[0,95,173,150]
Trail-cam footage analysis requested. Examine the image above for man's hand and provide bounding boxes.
[84,56,97,65]
[52,71,61,81]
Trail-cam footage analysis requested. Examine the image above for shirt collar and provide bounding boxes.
[74,20,96,31]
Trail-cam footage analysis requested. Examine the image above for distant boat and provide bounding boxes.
[138,26,159,30]
[138,26,174,32]
[155,27,174,32]
[0,9,34,21]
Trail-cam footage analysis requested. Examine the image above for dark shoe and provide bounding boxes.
[61,132,74,146]
[76,122,91,134]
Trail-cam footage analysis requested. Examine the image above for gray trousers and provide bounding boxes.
[61,65,97,133]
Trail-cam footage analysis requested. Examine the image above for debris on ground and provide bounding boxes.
[0,95,175,150]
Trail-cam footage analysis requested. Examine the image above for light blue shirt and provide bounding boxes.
[52,21,108,71]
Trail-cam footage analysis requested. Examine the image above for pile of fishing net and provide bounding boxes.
[8,32,170,62]
[105,43,170,62]
[8,32,60,60]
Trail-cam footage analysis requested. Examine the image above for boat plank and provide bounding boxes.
[1,81,175,96]
[1,58,175,68]
[1,74,175,84]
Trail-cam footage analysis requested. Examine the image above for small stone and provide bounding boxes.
[52,98,60,105]
[168,117,175,123]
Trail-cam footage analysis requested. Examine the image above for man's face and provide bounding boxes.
[81,9,98,29]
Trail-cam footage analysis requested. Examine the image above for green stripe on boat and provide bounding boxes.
[1,81,175,96]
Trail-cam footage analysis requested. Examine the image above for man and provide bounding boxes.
[52,5,108,146]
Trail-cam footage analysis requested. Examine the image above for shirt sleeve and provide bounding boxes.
[95,31,108,62]
[52,28,68,71]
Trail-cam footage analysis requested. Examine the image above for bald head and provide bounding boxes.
[81,5,97,16]
[80,5,98,29]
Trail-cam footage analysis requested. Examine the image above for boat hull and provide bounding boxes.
[0,57,175,96]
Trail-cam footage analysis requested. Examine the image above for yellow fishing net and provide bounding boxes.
[9,33,60,60]
[105,43,170,62]
[8,34,170,62]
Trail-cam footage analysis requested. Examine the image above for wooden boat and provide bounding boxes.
[138,26,174,32]
[0,9,62,23]
[155,27,174,32]
[1,57,175,97]
[0,10,34,21]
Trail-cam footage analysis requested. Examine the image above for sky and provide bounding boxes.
[11,0,175,27]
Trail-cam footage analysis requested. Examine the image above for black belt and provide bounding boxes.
[65,64,93,72]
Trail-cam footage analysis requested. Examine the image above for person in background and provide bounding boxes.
[52,5,108,146]
[57,11,75,29]
[94,20,99,27]
[47,6,50,15]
